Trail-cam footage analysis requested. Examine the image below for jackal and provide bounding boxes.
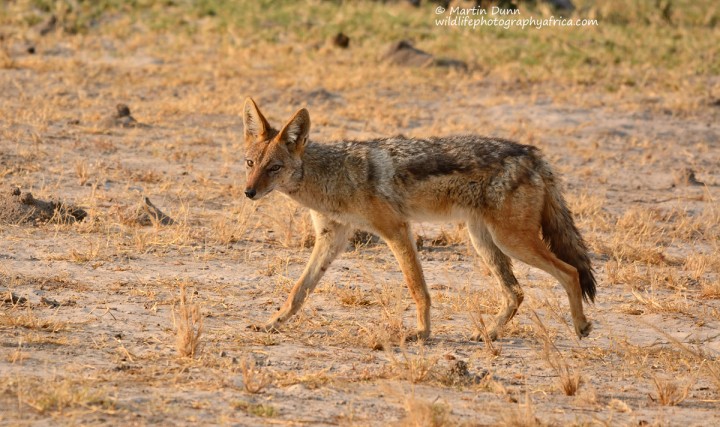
[242,98,596,341]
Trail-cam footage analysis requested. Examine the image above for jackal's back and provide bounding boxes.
[296,135,545,218]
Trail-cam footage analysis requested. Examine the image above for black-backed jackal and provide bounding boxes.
[242,98,596,341]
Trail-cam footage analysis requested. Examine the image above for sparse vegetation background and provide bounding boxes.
[1,0,719,425]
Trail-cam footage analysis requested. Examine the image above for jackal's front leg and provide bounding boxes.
[378,222,431,341]
[251,212,351,333]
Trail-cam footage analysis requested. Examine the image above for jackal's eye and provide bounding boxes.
[268,164,282,172]
[246,159,254,168]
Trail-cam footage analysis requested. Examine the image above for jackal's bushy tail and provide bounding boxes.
[539,166,597,303]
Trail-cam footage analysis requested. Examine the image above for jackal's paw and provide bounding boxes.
[470,328,498,342]
[247,323,280,333]
[405,329,430,343]
[575,320,592,339]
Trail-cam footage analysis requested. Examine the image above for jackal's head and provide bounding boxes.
[242,98,309,200]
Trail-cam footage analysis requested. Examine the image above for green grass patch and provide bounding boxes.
[232,400,277,417]
[1,0,717,88]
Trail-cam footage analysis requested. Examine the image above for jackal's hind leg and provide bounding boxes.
[486,221,591,339]
[250,212,351,333]
[467,220,523,341]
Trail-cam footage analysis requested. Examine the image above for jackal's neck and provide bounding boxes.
[277,142,347,211]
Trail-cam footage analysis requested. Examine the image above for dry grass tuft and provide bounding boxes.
[474,371,509,396]
[8,341,27,364]
[558,370,583,397]
[530,311,583,396]
[498,393,542,427]
[472,313,501,357]
[363,283,409,350]
[706,361,720,393]
[75,160,90,186]
[651,376,693,406]
[398,396,454,427]
[388,345,441,384]
[13,377,116,415]
[647,325,716,393]
[336,285,374,307]
[700,279,720,299]
[239,355,273,394]
[173,284,203,358]
[275,369,333,390]
[607,398,632,413]
[0,308,68,332]
[0,44,15,69]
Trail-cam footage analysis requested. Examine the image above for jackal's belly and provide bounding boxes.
[333,194,477,231]
[405,200,477,223]
[406,207,475,222]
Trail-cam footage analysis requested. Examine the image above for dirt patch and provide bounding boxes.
[0,188,86,225]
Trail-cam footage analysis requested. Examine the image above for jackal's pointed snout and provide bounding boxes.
[244,188,257,199]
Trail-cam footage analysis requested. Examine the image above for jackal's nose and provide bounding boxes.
[244,189,257,199]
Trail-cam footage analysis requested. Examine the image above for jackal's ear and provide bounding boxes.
[278,108,310,154]
[243,98,270,142]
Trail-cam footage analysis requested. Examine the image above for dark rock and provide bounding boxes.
[332,32,350,49]
[351,230,379,247]
[433,57,468,71]
[383,40,467,70]
[37,15,57,36]
[546,0,575,11]
[383,40,434,67]
[41,297,60,308]
[0,188,87,225]
[3,292,28,306]
[289,88,342,107]
[134,197,175,226]
[673,168,704,187]
[103,103,146,128]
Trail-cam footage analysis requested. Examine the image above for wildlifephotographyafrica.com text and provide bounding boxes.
[434,6,599,30]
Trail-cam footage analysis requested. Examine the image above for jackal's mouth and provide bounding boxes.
[244,186,273,201]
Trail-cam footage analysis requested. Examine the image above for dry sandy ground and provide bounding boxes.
[1,21,720,427]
